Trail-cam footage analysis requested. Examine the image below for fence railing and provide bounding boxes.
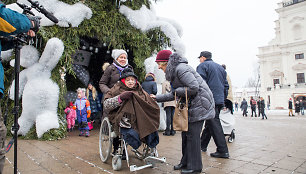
[283,0,306,7]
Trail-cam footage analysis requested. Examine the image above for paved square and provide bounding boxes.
[4,111,306,173]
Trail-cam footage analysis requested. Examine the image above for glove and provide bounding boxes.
[66,110,71,114]
[119,91,133,100]
[27,16,41,32]
[87,110,91,118]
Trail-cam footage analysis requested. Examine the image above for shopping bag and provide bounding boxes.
[173,88,188,131]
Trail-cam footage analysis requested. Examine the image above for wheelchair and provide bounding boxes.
[99,117,166,172]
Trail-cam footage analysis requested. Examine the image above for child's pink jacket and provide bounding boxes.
[64,107,76,120]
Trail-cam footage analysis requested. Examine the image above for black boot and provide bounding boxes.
[174,163,186,170]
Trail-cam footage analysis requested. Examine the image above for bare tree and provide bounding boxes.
[244,64,261,98]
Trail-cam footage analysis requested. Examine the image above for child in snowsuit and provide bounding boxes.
[65,102,76,132]
[74,88,91,137]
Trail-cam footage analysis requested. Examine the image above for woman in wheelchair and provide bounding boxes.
[103,68,160,156]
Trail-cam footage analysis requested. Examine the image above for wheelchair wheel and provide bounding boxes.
[228,136,233,143]
[99,117,112,162]
[112,155,122,171]
[228,129,235,143]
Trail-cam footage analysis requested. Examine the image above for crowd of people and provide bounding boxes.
[288,98,304,116]
[239,96,267,119]
[236,96,305,119]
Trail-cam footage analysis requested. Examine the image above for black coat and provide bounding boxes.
[289,101,293,109]
[141,76,157,95]
[295,102,300,112]
[260,100,265,112]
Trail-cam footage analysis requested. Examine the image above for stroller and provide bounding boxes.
[219,108,236,143]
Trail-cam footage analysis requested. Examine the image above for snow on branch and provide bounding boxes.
[7,0,92,27]
[119,5,185,56]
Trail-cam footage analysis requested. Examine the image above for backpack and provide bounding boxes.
[252,99,257,105]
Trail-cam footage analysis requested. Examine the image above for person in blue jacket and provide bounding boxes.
[196,51,230,159]
[0,2,36,172]
[141,72,157,95]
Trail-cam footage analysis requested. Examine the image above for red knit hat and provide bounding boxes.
[155,50,172,62]
[69,102,73,107]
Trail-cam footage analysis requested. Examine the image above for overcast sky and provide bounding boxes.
[152,0,281,88]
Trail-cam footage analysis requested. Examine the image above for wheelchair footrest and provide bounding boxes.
[130,164,152,172]
[145,156,166,165]
[129,157,166,172]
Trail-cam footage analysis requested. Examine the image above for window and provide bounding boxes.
[297,73,305,83]
[295,53,304,60]
[273,79,280,86]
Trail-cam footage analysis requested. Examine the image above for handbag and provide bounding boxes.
[173,88,188,131]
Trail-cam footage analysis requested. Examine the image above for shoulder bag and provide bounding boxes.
[173,87,188,131]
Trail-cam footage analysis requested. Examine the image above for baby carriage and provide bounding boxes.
[99,117,166,171]
[219,108,236,143]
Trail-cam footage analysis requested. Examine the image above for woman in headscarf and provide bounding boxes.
[150,50,215,174]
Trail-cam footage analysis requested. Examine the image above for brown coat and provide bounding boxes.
[104,82,160,139]
[99,63,133,94]
[226,74,233,102]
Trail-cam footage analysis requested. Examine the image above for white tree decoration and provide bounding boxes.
[119,5,185,56]
[144,56,167,130]
[9,38,64,138]
[7,0,92,27]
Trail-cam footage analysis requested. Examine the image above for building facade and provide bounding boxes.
[233,87,258,108]
[257,0,306,109]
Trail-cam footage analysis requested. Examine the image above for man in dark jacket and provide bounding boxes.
[250,96,257,117]
[260,97,267,119]
[0,1,36,172]
[196,51,229,158]
[141,73,157,95]
[240,98,248,117]
[288,98,294,116]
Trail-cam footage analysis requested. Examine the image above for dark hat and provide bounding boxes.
[155,50,172,62]
[120,68,138,80]
[88,81,93,85]
[198,51,212,59]
[222,64,226,70]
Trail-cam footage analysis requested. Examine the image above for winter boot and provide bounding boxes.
[88,122,93,131]
[79,130,84,136]
[85,130,90,137]
[170,130,176,136]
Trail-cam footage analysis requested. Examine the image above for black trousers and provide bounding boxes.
[180,120,204,171]
[201,104,228,153]
[164,106,175,132]
[251,107,257,116]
